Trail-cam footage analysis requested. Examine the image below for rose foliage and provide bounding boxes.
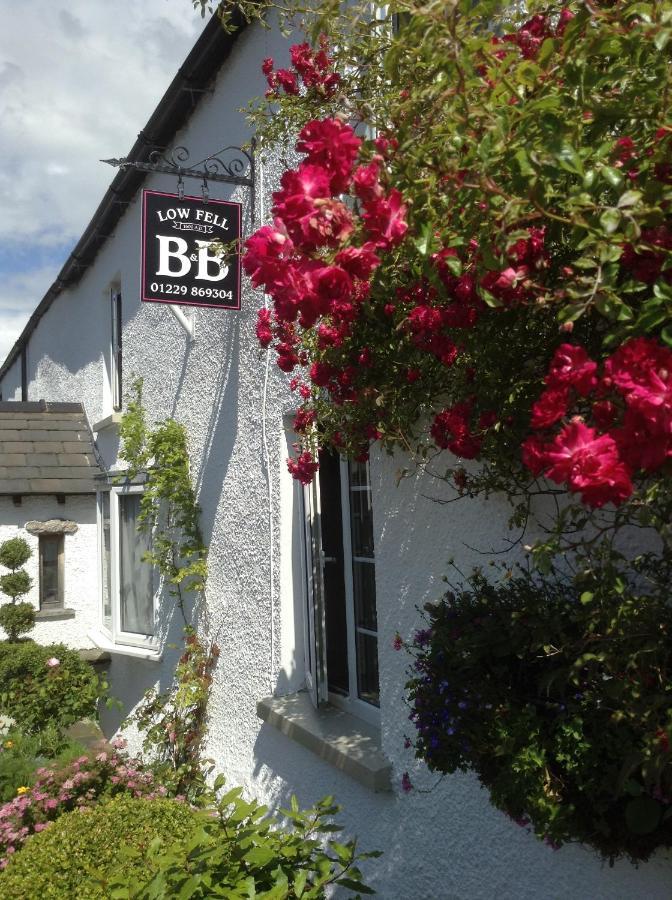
[237,0,672,860]
[244,0,672,521]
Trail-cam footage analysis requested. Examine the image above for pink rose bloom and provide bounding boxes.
[530,386,570,429]
[45,658,60,668]
[545,344,598,397]
[544,420,633,507]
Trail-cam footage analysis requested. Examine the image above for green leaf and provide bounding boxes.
[599,208,621,235]
[414,222,435,257]
[654,28,671,51]
[580,591,594,604]
[294,869,307,897]
[618,190,642,209]
[601,167,624,189]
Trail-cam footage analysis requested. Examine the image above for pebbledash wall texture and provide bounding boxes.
[1,17,671,900]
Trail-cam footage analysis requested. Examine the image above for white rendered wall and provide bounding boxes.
[0,495,98,648]
[0,19,670,899]
[1,356,22,401]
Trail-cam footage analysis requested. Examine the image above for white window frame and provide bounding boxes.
[303,456,380,727]
[97,483,157,650]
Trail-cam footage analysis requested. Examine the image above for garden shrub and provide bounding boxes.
[0,605,35,644]
[0,795,199,898]
[0,739,166,863]
[109,779,377,898]
[0,642,107,733]
[405,561,672,862]
[0,729,88,804]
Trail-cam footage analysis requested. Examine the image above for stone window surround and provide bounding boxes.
[24,519,76,619]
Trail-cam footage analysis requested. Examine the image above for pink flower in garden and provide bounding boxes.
[296,119,362,193]
[287,451,320,485]
[545,344,598,397]
[256,308,274,348]
[543,420,633,507]
[530,387,570,429]
[362,189,408,249]
[45,658,60,668]
[353,160,384,202]
[243,220,294,290]
[401,772,413,793]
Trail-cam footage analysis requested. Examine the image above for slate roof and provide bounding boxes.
[0,401,102,495]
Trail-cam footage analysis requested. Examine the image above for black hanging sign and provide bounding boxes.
[141,190,241,309]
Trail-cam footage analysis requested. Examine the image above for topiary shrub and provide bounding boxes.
[0,537,34,642]
[405,561,672,863]
[0,642,107,733]
[0,795,199,898]
[0,605,35,645]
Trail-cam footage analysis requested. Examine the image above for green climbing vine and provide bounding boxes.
[118,379,208,624]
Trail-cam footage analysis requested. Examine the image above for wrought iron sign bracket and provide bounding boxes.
[102,138,256,226]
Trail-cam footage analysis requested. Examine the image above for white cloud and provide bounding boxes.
[0,265,63,362]
[0,0,208,363]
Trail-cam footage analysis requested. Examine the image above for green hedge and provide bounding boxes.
[0,796,199,898]
[0,642,106,733]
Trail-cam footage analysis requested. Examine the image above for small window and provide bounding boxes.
[39,535,64,609]
[110,288,122,411]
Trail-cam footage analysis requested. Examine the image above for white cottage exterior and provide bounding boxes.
[1,13,670,898]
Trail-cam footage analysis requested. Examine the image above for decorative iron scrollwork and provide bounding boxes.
[102,139,256,224]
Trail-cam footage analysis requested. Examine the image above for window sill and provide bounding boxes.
[35,607,75,621]
[92,412,123,432]
[257,692,392,792]
[87,629,162,662]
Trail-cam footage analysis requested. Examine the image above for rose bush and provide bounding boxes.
[243,0,672,522]
[235,0,672,859]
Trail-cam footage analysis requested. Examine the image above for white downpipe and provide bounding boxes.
[257,148,276,694]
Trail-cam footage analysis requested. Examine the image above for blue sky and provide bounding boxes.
[0,1,206,362]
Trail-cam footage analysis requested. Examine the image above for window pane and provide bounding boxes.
[349,459,369,487]
[40,536,61,608]
[352,561,377,631]
[349,487,374,558]
[101,493,112,629]
[318,452,349,696]
[348,461,379,707]
[119,494,153,636]
[356,631,379,707]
